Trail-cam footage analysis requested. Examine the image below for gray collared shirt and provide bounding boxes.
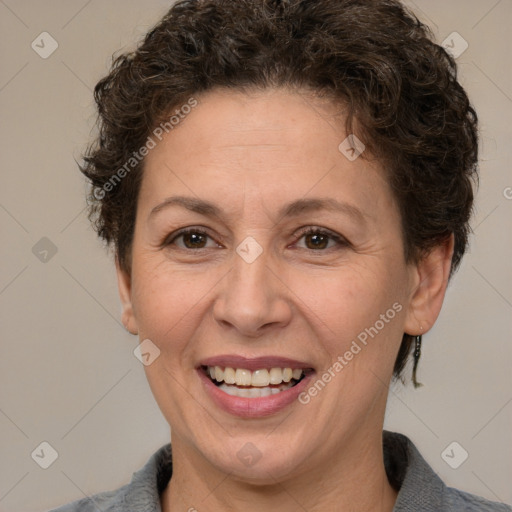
[49,431,511,511]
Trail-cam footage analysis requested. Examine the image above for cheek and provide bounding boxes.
[130,259,214,357]
[293,262,405,350]
[129,261,216,423]
[293,266,407,411]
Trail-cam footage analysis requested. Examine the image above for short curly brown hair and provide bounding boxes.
[81,0,478,382]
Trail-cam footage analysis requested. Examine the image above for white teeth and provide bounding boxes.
[251,369,270,387]
[206,366,305,387]
[223,367,236,384]
[235,368,252,386]
[260,387,272,397]
[269,367,282,385]
[248,387,260,398]
[218,382,295,398]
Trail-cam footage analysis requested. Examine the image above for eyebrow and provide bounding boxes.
[149,195,367,225]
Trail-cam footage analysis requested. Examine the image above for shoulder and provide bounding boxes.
[47,444,173,512]
[384,431,511,512]
[443,486,512,512]
[47,489,123,512]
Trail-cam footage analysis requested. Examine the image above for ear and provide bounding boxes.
[403,234,455,335]
[116,257,139,335]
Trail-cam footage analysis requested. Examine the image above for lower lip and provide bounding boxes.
[198,369,314,418]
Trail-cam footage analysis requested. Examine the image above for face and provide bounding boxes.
[118,87,450,483]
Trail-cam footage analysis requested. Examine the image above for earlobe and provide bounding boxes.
[404,234,455,336]
[115,257,139,335]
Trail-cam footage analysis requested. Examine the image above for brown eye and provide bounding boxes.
[181,231,207,249]
[304,232,330,250]
[296,227,348,251]
[165,228,219,250]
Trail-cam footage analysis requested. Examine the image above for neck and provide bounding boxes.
[161,428,398,512]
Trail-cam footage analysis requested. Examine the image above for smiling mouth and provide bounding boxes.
[201,365,312,398]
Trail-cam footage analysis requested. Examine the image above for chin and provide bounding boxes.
[195,434,313,484]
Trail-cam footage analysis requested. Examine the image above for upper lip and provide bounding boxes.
[199,355,314,372]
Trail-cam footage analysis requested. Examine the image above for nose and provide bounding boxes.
[212,245,293,338]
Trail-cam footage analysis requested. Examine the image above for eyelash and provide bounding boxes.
[164,226,350,252]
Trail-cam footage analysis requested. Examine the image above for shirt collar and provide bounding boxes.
[384,431,445,511]
[114,431,445,511]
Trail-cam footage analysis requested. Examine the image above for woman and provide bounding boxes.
[51,0,511,510]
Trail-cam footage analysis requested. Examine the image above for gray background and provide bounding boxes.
[0,1,511,510]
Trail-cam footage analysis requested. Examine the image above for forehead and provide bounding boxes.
[139,87,392,221]
[158,89,342,158]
